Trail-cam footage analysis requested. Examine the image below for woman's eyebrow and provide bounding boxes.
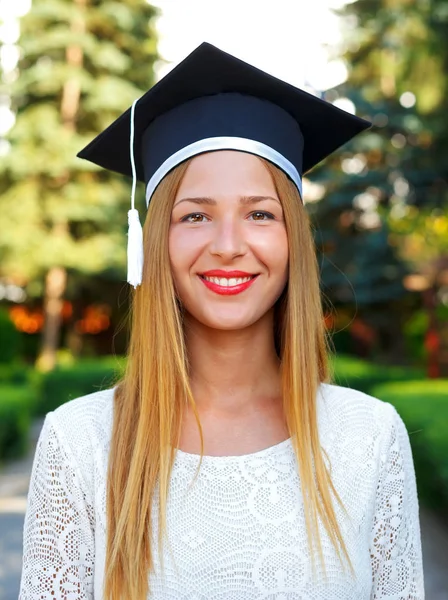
[174,195,281,207]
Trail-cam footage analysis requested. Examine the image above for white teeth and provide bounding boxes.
[202,276,253,286]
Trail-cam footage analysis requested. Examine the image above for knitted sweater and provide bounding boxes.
[19,383,425,599]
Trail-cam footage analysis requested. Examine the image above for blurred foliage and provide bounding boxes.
[404,304,448,361]
[331,352,425,392]
[0,355,126,461]
[35,354,126,415]
[0,0,159,291]
[308,0,448,367]
[0,308,22,363]
[340,0,447,114]
[0,386,33,462]
[388,207,448,273]
[0,361,32,386]
[336,0,448,276]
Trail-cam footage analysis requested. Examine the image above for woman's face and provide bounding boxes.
[169,150,289,330]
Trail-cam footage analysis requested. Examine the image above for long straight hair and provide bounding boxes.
[104,156,355,599]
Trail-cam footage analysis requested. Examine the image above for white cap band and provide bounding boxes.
[145,136,303,206]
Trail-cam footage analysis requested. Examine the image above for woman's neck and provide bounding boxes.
[184,312,282,416]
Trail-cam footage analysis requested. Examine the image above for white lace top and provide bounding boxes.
[19,383,425,599]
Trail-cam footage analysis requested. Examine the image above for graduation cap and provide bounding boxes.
[77,42,371,288]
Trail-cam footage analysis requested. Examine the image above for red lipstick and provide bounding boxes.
[200,270,257,277]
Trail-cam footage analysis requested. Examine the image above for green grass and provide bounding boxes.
[331,354,426,394]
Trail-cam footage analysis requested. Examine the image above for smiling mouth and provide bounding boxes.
[199,274,258,287]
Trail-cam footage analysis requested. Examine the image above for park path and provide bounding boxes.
[0,419,447,599]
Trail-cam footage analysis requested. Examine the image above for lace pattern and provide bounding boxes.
[19,415,95,599]
[18,385,425,599]
[369,407,424,599]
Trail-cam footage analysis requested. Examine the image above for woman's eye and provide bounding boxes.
[181,213,208,223]
[249,211,274,221]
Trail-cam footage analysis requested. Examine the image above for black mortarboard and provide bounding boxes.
[77,42,371,287]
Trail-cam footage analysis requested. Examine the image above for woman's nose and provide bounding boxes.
[209,217,247,258]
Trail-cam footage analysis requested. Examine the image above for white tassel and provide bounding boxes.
[127,208,143,288]
[126,98,144,288]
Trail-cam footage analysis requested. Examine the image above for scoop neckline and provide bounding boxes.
[173,435,293,462]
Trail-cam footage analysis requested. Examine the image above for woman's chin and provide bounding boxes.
[191,308,265,331]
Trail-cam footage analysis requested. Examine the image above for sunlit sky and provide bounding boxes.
[151,0,352,91]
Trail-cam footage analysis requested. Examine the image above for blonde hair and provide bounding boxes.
[104,156,354,599]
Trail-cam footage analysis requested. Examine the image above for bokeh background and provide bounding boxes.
[0,0,447,597]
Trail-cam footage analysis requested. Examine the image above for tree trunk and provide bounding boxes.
[36,266,67,371]
[36,0,85,369]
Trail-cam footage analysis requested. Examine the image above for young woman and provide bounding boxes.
[19,43,424,599]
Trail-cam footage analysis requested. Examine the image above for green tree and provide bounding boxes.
[0,0,159,370]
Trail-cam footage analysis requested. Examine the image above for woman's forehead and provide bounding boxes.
[176,151,277,197]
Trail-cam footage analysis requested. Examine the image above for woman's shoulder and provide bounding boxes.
[48,386,115,436]
[39,387,116,492]
[318,381,400,437]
